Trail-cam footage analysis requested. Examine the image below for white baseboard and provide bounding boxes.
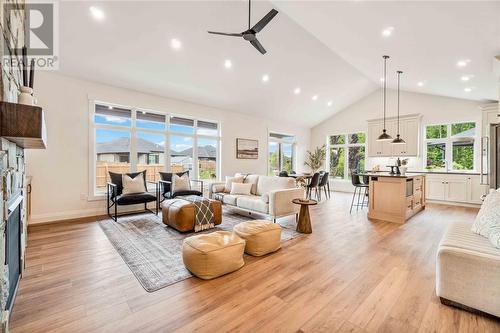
[425,200,481,208]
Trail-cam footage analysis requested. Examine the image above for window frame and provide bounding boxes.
[88,99,221,199]
[423,121,477,172]
[327,132,366,180]
[267,132,296,176]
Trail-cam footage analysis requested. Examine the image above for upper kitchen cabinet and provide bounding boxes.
[367,114,421,157]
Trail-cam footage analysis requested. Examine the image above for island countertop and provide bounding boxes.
[360,172,425,179]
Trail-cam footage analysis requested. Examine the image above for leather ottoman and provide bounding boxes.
[182,231,246,280]
[233,220,282,256]
[161,198,222,232]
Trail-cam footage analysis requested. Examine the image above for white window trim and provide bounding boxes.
[423,122,478,172]
[88,99,221,200]
[267,131,297,175]
[327,133,366,180]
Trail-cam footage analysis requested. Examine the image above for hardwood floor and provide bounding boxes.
[10,192,500,333]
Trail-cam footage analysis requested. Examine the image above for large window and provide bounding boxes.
[328,133,366,179]
[424,122,476,171]
[268,133,296,175]
[92,102,220,196]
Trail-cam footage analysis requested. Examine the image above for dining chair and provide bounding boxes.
[306,172,321,200]
[278,171,289,177]
[318,172,330,200]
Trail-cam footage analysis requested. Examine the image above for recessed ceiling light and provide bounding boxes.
[312,95,318,101]
[381,27,394,37]
[327,101,333,107]
[224,59,232,69]
[417,81,424,87]
[170,38,182,50]
[107,105,113,110]
[460,75,472,82]
[262,74,270,82]
[89,6,105,21]
[464,87,472,92]
[293,87,301,95]
[457,59,470,68]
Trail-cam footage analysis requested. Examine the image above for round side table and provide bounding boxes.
[292,198,317,234]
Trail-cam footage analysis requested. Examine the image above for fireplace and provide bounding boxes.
[5,194,23,312]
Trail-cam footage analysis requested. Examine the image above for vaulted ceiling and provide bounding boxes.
[58,1,500,128]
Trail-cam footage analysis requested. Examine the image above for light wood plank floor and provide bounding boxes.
[10,193,500,333]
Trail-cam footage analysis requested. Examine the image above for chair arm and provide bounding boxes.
[269,188,305,217]
[107,182,117,200]
[208,182,226,199]
[190,179,204,193]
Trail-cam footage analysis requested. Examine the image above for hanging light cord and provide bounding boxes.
[383,56,389,130]
[397,71,401,136]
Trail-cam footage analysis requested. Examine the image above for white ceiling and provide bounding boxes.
[273,0,500,101]
[58,1,375,128]
[57,1,500,128]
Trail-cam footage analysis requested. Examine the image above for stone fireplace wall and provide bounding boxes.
[0,1,27,332]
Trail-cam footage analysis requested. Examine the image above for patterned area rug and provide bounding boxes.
[99,210,301,292]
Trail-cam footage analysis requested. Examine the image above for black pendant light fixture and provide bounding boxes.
[391,70,406,145]
[377,55,393,141]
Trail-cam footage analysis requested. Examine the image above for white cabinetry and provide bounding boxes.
[367,114,421,157]
[425,174,488,204]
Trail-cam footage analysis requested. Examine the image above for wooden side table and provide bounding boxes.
[292,198,317,234]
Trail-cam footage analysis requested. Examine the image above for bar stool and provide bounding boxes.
[350,173,368,213]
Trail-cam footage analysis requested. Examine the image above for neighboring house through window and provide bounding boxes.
[424,122,476,171]
[92,102,220,196]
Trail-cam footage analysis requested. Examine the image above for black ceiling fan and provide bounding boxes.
[207,0,278,55]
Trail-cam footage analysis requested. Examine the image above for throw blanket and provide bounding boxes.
[182,195,215,232]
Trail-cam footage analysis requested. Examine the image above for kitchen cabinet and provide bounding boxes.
[367,114,421,157]
[425,174,488,204]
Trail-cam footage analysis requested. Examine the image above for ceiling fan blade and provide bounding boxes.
[207,31,243,37]
[250,39,266,54]
[251,9,278,33]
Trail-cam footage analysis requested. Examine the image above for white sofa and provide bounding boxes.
[209,174,304,222]
[436,221,500,317]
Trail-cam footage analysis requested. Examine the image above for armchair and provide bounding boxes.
[107,171,158,221]
[158,171,204,204]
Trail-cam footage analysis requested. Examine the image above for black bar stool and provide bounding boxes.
[350,173,368,213]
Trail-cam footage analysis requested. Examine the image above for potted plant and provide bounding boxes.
[304,145,326,173]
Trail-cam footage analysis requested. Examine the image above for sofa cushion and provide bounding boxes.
[237,195,269,214]
[224,176,244,193]
[230,183,253,195]
[256,176,296,196]
[114,192,156,205]
[243,174,259,195]
[222,194,240,205]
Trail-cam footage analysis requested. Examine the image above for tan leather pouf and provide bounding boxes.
[233,220,282,256]
[182,231,246,280]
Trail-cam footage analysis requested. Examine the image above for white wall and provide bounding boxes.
[311,88,485,191]
[27,72,310,223]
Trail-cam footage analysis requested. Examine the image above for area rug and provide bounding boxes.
[99,210,301,292]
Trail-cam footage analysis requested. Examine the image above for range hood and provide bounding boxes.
[0,101,46,149]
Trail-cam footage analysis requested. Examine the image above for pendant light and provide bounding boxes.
[377,55,393,141]
[391,70,406,144]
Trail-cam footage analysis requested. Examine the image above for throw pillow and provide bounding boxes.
[172,174,191,193]
[224,175,244,193]
[122,173,146,194]
[471,190,500,248]
[109,171,146,195]
[230,182,253,195]
[159,171,189,194]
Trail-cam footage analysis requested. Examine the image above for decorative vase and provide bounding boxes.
[18,86,34,106]
[400,166,407,176]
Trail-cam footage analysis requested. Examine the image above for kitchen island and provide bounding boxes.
[365,173,425,224]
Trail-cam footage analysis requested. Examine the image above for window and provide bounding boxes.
[424,122,476,171]
[91,103,220,196]
[268,133,296,175]
[328,132,366,179]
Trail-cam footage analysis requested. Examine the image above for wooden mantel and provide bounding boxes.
[0,101,46,149]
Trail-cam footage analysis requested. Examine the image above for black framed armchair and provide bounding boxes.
[158,171,204,204]
[107,171,158,221]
